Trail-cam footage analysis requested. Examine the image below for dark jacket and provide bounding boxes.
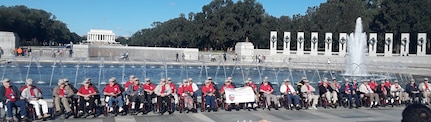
[376,85,390,95]
[318,85,334,96]
[0,86,21,102]
[340,83,354,94]
[405,83,420,94]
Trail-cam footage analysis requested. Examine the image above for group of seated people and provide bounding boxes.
[0,76,429,121]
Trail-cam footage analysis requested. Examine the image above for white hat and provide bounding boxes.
[58,79,65,85]
[26,79,33,85]
[264,77,269,81]
[85,78,91,81]
[83,80,90,84]
[160,78,166,82]
[302,77,307,80]
[188,78,193,81]
[2,78,10,83]
[207,77,212,80]
[284,79,290,82]
[425,78,429,81]
[63,78,69,82]
[247,78,252,81]
[304,80,309,83]
[130,75,135,78]
[167,77,172,81]
[134,78,140,81]
[183,79,188,83]
[109,77,116,82]
[145,78,150,81]
[394,80,399,83]
[227,77,233,80]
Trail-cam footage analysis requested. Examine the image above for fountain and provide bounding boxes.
[345,17,368,76]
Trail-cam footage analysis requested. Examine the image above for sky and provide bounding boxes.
[1,0,327,37]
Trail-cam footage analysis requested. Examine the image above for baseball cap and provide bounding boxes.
[167,77,172,81]
[207,77,212,80]
[425,78,429,81]
[26,79,33,85]
[109,77,116,82]
[394,80,399,83]
[284,79,290,82]
[2,78,10,83]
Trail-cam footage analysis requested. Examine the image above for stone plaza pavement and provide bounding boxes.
[44,107,404,122]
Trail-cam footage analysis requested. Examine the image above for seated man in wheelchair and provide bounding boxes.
[376,80,390,106]
[167,78,178,113]
[178,79,196,113]
[126,77,145,115]
[259,77,280,110]
[142,78,156,114]
[77,80,97,117]
[0,78,28,121]
[318,79,338,108]
[359,80,380,108]
[405,79,420,103]
[340,79,360,108]
[154,79,173,115]
[220,80,236,111]
[103,77,125,114]
[21,79,50,120]
[244,79,258,111]
[201,80,217,112]
[280,79,300,109]
[301,80,319,110]
[53,79,74,118]
[390,80,409,105]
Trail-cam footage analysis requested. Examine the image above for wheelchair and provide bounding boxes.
[153,95,173,115]
[319,95,330,109]
[178,93,196,113]
[257,92,278,111]
[1,101,32,121]
[77,96,98,118]
[200,94,218,112]
[51,96,77,119]
[103,96,126,117]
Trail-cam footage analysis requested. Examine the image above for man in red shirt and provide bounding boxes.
[178,79,194,112]
[103,77,124,114]
[259,78,280,110]
[124,75,136,91]
[77,80,97,117]
[0,78,28,121]
[220,80,235,111]
[143,78,155,114]
[202,80,216,112]
[369,78,378,91]
[167,78,178,112]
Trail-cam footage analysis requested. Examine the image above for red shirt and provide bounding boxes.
[178,85,186,95]
[59,87,65,96]
[78,86,96,95]
[260,84,273,92]
[133,84,140,91]
[169,83,176,93]
[104,84,121,94]
[219,84,234,94]
[5,87,16,102]
[384,82,391,88]
[124,81,134,89]
[369,82,377,90]
[30,88,36,97]
[143,83,155,91]
[202,85,215,94]
[250,82,257,91]
[161,85,166,94]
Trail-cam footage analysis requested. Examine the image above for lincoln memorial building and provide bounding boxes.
[86,29,118,44]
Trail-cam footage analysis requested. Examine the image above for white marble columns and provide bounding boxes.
[368,33,377,57]
[310,32,318,56]
[400,33,410,56]
[339,33,347,57]
[384,33,393,57]
[297,32,304,56]
[87,29,116,43]
[270,31,277,55]
[324,33,332,56]
[283,32,291,55]
[417,33,427,56]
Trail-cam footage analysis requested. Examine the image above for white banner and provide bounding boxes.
[224,87,256,103]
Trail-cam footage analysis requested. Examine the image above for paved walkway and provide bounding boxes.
[43,107,404,122]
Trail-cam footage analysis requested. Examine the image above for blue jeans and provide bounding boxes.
[205,96,215,108]
[285,94,300,105]
[6,100,27,118]
[344,93,360,106]
[108,96,124,107]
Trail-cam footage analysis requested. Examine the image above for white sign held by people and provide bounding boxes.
[224,87,256,103]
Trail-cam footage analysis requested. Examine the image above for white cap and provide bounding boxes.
[26,79,33,85]
[2,78,10,83]
[58,79,65,85]
[109,77,116,82]
[145,78,150,81]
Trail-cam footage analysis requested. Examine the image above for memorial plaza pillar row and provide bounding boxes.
[339,33,347,57]
[297,32,304,56]
[384,33,393,57]
[417,33,427,56]
[368,33,377,57]
[310,32,318,56]
[400,33,410,56]
[324,33,332,56]
[283,32,291,55]
[270,31,277,55]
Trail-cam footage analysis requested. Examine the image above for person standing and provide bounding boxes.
[176,53,179,62]
[27,47,32,57]
[0,47,4,59]
[0,78,28,121]
[69,48,73,58]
